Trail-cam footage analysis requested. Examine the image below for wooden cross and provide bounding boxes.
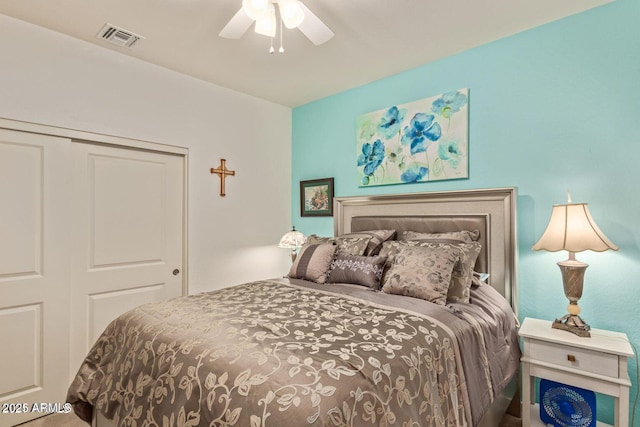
[210,159,235,197]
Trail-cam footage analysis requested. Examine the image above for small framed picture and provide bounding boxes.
[300,178,334,217]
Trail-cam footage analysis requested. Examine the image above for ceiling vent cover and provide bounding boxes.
[98,23,144,48]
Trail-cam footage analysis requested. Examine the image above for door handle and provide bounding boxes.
[172,268,180,276]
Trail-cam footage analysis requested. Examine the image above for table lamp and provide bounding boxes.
[532,194,618,337]
[278,226,307,262]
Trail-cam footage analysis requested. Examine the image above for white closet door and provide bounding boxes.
[0,129,71,426]
[69,142,185,376]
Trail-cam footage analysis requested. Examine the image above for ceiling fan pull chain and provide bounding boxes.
[279,11,285,53]
[269,36,275,54]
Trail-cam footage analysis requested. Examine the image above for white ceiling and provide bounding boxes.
[0,0,610,107]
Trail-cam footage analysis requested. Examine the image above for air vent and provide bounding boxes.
[97,23,144,48]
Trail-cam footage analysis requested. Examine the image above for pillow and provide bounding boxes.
[379,240,482,303]
[305,234,331,245]
[326,254,387,290]
[288,243,337,284]
[338,230,397,255]
[381,245,460,305]
[400,229,480,243]
[306,234,371,256]
[441,242,481,303]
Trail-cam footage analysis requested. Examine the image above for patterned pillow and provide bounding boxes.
[381,245,460,305]
[306,234,371,256]
[326,254,388,290]
[379,240,481,303]
[305,234,331,245]
[400,229,480,243]
[338,230,397,255]
[440,242,481,303]
[288,243,337,284]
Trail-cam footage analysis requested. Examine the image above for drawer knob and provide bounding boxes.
[567,354,576,362]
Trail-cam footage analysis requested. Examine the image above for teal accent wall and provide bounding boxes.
[292,0,640,424]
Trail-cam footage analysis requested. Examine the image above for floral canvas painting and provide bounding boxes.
[356,89,469,187]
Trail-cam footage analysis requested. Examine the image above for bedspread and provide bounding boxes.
[67,278,519,427]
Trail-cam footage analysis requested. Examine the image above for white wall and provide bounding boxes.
[0,14,293,294]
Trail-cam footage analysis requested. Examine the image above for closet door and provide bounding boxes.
[0,129,71,426]
[68,142,185,376]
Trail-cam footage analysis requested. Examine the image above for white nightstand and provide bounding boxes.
[519,317,634,427]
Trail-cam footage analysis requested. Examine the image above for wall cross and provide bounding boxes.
[210,159,235,197]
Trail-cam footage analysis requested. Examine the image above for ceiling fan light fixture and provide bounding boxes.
[254,3,276,37]
[278,0,305,29]
[242,0,270,21]
[220,0,333,47]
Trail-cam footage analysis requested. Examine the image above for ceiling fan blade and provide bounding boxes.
[297,2,334,46]
[219,8,254,39]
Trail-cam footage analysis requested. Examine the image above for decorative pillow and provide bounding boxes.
[338,230,397,255]
[379,240,482,303]
[326,254,387,290]
[400,229,480,243]
[288,243,337,284]
[306,234,371,256]
[441,242,481,303]
[305,234,331,245]
[381,245,460,305]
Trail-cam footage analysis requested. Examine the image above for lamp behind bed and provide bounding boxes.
[279,226,307,262]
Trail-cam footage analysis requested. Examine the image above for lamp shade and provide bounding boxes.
[254,3,276,37]
[242,0,270,20]
[278,0,305,29]
[278,227,306,249]
[532,203,618,253]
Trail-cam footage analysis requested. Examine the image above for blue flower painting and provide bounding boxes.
[356,89,469,187]
[400,112,442,155]
[357,139,385,185]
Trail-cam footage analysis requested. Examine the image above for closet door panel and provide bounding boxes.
[0,129,71,427]
[0,142,42,279]
[69,142,185,375]
[90,155,165,267]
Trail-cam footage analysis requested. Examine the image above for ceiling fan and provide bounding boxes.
[219,0,334,46]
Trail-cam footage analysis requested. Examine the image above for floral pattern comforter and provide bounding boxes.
[67,279,519,427]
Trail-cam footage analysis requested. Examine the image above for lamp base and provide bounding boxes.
[552,256,591,337]
[552,314,591,337]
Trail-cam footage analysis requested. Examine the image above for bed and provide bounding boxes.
[67,187,521,427]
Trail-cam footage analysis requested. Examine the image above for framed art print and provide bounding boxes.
[300,178,334,217]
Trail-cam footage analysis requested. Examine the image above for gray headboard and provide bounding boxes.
[334,188,518,311]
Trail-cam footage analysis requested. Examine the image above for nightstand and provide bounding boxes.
[519,317,633,427]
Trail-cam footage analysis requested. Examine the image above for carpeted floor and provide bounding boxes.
[17,413,85,427]
[18,411,523,426]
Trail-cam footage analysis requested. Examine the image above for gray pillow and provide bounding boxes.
[326,254,387,290]
[437,242,481,303]
[379,240,481,303]
[381,245,460,305]
[306,234,371,256]
[399,229,480,243]
[338,230,397,255]
[305,234,331,245]
[288,243,337,284]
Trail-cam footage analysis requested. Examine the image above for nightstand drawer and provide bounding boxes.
[529,340,619,377]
